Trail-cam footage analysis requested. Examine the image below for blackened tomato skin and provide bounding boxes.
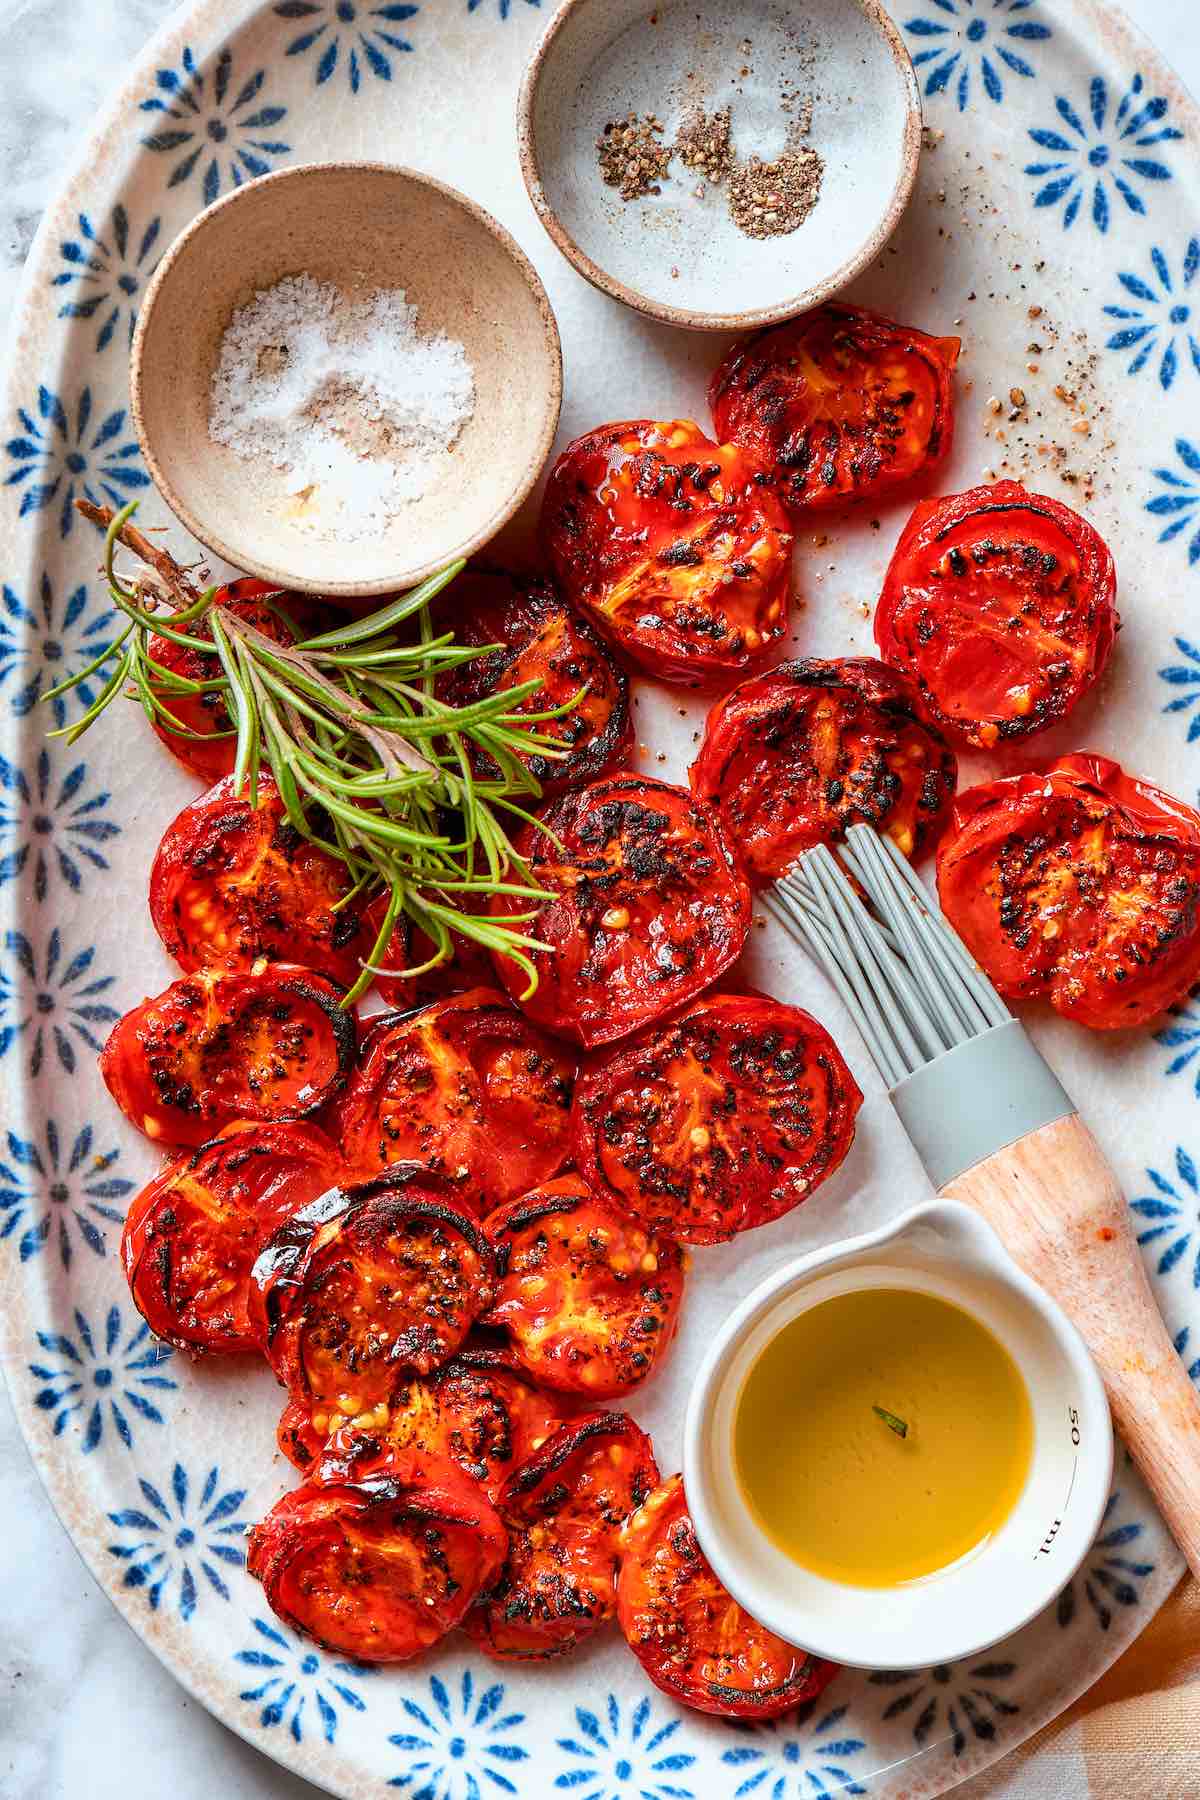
[540,419,793,684]
[690,657,957,883]
[481,1177,685,1398]
[464,1411,659,1661]
[433,567,632,794]
[247,1449,508,1661]
[100,965,356,1149]
[709,303,959,513]
[120,1118,342,1354]
[149,773,374,985]
[335,988,576,1209]
[489,774,752,1049]
[936,753,1200,1030]
[617,1474,840,1718]
[874,481,1118,750]
[571,992,862,1243]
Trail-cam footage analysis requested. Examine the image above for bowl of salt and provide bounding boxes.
[130,163,563,598]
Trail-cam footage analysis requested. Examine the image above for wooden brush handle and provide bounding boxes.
[943,1112,1200,1581]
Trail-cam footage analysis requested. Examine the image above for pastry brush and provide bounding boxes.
[763,821,1200,1580]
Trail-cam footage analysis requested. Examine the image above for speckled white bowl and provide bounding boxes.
[517,0,922,331]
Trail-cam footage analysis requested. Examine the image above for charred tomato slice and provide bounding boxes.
[936,753,1200,1030]
[149,773,374,985]
[433,567,632,793]
[709,303,959,513]
[247,1448,507,1661]
[540,419,793,683]
[489,775,751,1049]
[465,1411,659,1660]
[874,480,1119,749]
[252,1167,495,1444]
[690,657,956,882]
[481,1177,685,1399]
[571,992,862,1243]
[100,964,356,1149]
[335,988,575,1207]
[295,1343,570,1492]
[617,1474,839,1717]
[120,1119,341,1354]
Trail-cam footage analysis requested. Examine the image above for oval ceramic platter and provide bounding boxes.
[2,0,1199,1794]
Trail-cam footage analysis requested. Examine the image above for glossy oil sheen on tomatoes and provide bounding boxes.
[733,1287,1033,1587]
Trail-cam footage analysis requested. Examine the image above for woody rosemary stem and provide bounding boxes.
[46,500,576,1007]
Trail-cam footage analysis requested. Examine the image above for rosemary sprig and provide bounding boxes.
[872,1405,909,1440]
[47,500,575,1006]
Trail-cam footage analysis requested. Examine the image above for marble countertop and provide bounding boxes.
[2,1,1199,1795]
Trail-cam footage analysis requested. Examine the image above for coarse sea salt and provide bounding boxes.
[208,273,476,542]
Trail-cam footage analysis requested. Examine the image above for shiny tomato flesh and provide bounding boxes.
[690,657,956,882]
[540,419,793,682]
[149,773,374,985]
[434,567,632,793]
[335,988,575,1208]
[571,992,862,1242]
[465,1411,659,1660]
[482,1178,685,1399]
[937,753,1200,1029]
[121,1119,341,1354]
[253,1170,495,1443]
[489,775,752,1049]
[100,964,356,1148]
[875,481,1118,749]
[247,1448,508,1661]
[709,303,959,513]
[295,1344,570,1492]
[617,1475,839,1717]
[148,582,330,783]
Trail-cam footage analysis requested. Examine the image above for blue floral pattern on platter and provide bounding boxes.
[905,1,1051,113]
[141,46,291,203]
[389,1668,530,1795]
[1104,240,1200,385]
[51,208,163,354]
[1026,73,1181,231]
[5,385,150,538]
[0,1117,131,1263]
[107,1461,248,1620]
[2,3,1200,1797]
[236,1616,373,1744]
[30,1304,175,1449]
[721,1701,867,1798]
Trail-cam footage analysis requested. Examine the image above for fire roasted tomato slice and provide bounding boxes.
[465,1411,659,1660]
[148,582,334,782]
[121,1119,341,1353]
[571,992,862,1243]
[481,1177,685,1398]
[247,1448,508,1661]
[875,481,1119,749]
[252,1168,495,1443]
[690,657,956,882]
[489,775,751,1049]
[149,773,374,984]
[434,567,632,794]
[617,1475,839,1717]
[937,753,1200,1030]
[709,303,959,513]
[540,419,793,683]
[293,1343,570,1490]
[336,989,575,1207]
[100,965,356,1148]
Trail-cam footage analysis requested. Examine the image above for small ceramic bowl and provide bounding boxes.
[517,0,922,331]
[684,1200,1113,1670]
[131,163,562,598]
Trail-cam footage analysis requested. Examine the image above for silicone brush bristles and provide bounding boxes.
[762,824,1010,1088]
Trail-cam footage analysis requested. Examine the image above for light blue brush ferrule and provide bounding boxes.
[889,1017,1076,1192]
